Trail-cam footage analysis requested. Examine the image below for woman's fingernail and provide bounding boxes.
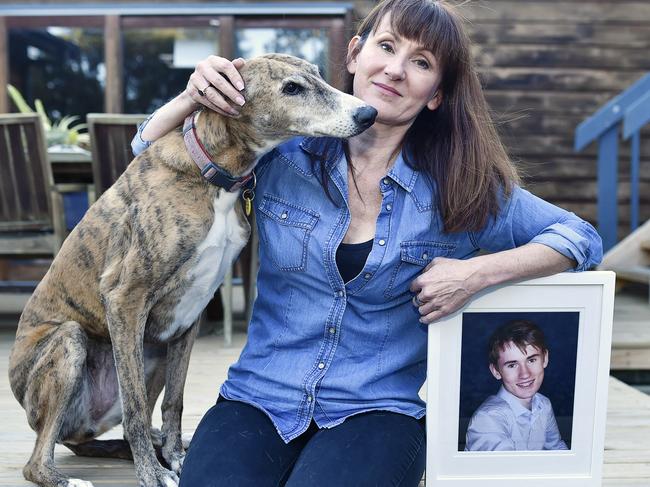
[236,96,245,106]
[236,82,245,91]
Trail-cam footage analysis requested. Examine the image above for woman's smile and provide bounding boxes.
[372,82,402,97]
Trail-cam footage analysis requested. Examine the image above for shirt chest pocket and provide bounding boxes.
[384,240,456,299]
[257,194,320,272]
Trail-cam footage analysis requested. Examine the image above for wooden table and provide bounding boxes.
[48,149,93,184]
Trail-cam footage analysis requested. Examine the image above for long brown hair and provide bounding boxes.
[345,0,519,233]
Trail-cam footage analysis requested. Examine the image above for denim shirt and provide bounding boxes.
[132,130,602,443]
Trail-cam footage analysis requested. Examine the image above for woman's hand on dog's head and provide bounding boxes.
[186,56,247,117]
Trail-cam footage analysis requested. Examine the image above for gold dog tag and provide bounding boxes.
[242,189,254,216]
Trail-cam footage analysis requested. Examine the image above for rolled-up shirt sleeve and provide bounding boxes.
[471,186,603,271]
[130,112,156,156]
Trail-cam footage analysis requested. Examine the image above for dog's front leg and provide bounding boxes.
[160,323,199,474]
[104,288,178,487]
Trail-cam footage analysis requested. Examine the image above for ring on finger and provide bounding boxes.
[197,85,211,97]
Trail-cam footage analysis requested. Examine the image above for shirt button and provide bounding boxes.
[378,239,386,246]
[318,363,325,369]
[364,273,371,279]
[307,395,313,402]
[386,204,392,211]
[329,327,336,334]
[383,178,390,185]
[280,212,288,219]
[336,290,344,297]
[422,252,429,259]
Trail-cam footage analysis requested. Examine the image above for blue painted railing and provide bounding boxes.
[575,73,650,252]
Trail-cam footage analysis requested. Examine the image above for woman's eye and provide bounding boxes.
[507,363,516,369]
[415,59,430,69]
[282,82,303,95]
[379,42,394,53]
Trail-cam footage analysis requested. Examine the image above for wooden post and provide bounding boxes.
[104,15,123,113]
[0,17,9,113]
[597,126,619,252]
[329,18,346,90]
[630,131,640,232]
[218,16,235,60]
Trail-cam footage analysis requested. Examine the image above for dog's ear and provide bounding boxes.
[238,61,261,99]
[260,53,321,78]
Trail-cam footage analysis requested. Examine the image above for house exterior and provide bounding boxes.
[1,0,649,238]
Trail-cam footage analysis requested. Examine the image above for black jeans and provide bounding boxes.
[179,396,426,487]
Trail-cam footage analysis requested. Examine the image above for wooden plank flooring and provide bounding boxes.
[0,328,245,487]
[1,329,649,486]
[611,291,650,370]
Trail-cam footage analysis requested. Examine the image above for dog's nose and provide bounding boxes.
[353,106,378,129]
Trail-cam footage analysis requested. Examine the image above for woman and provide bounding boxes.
[132,1,602,485]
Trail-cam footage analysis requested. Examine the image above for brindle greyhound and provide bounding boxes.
[8,53,377,487]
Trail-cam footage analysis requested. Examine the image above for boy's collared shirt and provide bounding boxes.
[465,386,569,451]
[132,132,602,443]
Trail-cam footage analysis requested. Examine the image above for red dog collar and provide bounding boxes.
[182,111,254,191]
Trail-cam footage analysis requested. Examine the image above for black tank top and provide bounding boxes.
[336,239,373,283]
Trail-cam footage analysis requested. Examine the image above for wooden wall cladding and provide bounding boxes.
[456,1,650,232]
[3,0,648,232]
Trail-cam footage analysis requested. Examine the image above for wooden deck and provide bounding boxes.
[1,328,650,486]
[611,290,650,370]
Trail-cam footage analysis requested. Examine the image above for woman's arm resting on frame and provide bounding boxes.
[410,244,574,324]
[410,186,603,324]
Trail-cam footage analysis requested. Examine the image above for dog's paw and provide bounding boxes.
[67,479,94,487]
[160,472,179,487]
[137,465,179,487]
[163,449,185,475]
[181,432,193,450]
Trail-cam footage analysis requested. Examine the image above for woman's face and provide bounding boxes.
[347,14,442,128]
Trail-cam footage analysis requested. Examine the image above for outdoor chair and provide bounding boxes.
[0,113,92,255]
[0,113,88,311]
[86,113,148,200]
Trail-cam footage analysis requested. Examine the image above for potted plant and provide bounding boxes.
[7,84,90,151]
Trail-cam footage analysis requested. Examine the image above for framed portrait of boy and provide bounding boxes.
[426,271,615,487]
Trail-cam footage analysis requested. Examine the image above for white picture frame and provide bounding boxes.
[426,271,615,487]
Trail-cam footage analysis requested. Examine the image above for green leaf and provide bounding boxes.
[34,99,52,130]
[7,84,34,114]
[8,85,88,149]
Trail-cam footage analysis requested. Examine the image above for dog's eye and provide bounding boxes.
[282,82,304,95]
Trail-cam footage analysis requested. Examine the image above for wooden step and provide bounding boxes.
[610,265,650,285]
[599,220,650,277]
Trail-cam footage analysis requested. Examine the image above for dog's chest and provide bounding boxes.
[161,192,248,341]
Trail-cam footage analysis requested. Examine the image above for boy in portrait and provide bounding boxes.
[465,320,568,451]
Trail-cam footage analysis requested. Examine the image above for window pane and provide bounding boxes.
[9,27,104,121]
[236,28,329,81]
[123,27,219,113]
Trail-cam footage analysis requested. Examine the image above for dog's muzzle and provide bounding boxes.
[353,106,378,130]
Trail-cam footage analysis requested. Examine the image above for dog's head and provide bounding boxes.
[237,54,376,146]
